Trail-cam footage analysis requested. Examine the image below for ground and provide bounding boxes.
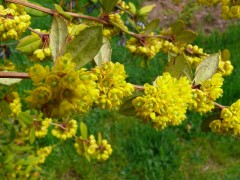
[143,0,238,34]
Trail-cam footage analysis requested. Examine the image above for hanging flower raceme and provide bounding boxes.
[92,61,134,110]
[6,91,22,117]
[190,73,224,113]
[26,53,99,117]
[210,100,240,136]
[0,3,31,41]
[133,72,192,130]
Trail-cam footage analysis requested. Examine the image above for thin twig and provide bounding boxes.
[214,102,228,110]
[50,122,66,130]
[133,84,145,90]
[0,72,29,79]
[6,0,173,41]
[6,0,55,15]
[27,27,43,37]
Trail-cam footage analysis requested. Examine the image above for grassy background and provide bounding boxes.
[2,0,240,179]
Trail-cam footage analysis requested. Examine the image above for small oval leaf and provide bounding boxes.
[144,19,159,35]
[80,122,88,139]
[54,4,72,21]
[99,0,118,13]
[0,78,22,86]
[171,20,186,34]
[94,37,112,66]
[164,54,192,80]
[175,30,198,43]
[50,15,68,61]
[129,2,136,14]
[16,35,41,54]
[138,4,156,16]
[193,53,220,85]
[66,26,102,69]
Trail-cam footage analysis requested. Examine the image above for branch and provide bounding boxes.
[214,102,228,110]
[6,0,109,25]
[0,72,29,79]
[50,122,66,130]
[6,0,172,41]
[133,84,145,90]
[6,0,55,15]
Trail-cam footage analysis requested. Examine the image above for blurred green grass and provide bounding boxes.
[2,0,240,179]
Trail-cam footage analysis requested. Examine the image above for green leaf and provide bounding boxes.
[66,26,102,69]
[119,91,144,116]
[99,0,118,13]
[127,18,138,31]
[98,132,102,144]
[128,2,136,14]
[221,49,230,60]
[16,35,41,54]
[25,2,47,17]
[171,20,186,34]
[54,4,72,21]
[164,53,193,80]
[11,144,33,151]
[0,100,12,116]
[110,20,129,33]
[20,155,41,165]
[144,19,159,35]
[0,77,22,86]
[94,37,111,66]
[80,122,88,139]
[201,113,220,132]
[138,4,156,16]
[18,111,33,126]
[70,24,88,36]
[193,53,220,85]
[29,127,35,144]
[49,15,68,62]
[84,153,91,162]
[175,30,197,43]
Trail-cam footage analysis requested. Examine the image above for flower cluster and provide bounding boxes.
[0,3,31,41]
[185,44,206,67]
[210,100,240,136]
[103,13,127,39]
[126,35,163,59]
[133,72,192,130]
[74,134,112,161]
[118,0,130,13]
[26,53,99,117]
[196,0,220,6]
[34,118,52,138]
[31,30,51,61]
[92,62,134,110]
[218,51,233,76]
[37,146,52,163]
[51,119,77,140]
[8,91,22,117]
[197,0,240,19]
[190,73,224,113]
[221,1,240,19]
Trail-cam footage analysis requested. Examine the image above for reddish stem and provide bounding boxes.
[133,84,145,91]
[0,72,29,79]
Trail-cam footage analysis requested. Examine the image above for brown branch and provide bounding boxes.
[133,84,145,91]
[27,27,43,37]
[50,122,66,130]
[0,72,29,79]
[6,0,173,41]
[6,0,55,15]
[6,0,109,25]
[214,102,228,110]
